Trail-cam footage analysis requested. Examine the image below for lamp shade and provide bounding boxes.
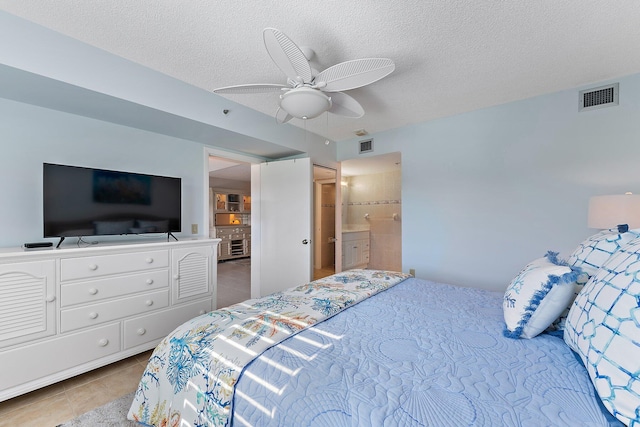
[587,194,640,230]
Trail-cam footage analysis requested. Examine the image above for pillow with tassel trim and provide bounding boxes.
[503,252,582,339]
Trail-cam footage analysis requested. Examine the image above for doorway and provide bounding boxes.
[208,155,252,308]
[313,165,337,280]
[341,152,402,272]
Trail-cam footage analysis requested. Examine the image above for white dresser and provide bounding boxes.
[0,238,220,402]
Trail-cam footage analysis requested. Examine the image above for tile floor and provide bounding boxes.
[0,350,151,427]
[216,257,251,308]
[314,266,335,280]
[0,259,339,426]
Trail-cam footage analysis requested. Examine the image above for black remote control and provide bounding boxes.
[24,242,53,249]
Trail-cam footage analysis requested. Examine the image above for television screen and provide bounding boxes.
[43,163,181,238]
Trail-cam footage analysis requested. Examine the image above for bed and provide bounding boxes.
[127,260,636,426]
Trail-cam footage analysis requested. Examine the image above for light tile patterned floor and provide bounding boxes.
[217,258,251,308]
[0,351,151,427]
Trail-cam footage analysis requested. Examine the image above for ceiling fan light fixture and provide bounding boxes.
[279,87,332,119]
[214,28,394,124]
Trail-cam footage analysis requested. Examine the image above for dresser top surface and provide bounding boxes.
[0,237,221,261]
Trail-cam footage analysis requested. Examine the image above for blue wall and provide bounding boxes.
[0,98,206,247]
[338,73,640,291]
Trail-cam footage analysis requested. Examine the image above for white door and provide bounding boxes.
[259,157,312,296]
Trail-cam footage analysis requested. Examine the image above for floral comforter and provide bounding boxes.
[127,269,410,427]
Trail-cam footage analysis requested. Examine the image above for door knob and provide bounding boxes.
[302,239,309,245]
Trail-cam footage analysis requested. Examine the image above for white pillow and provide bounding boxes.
[555,230,640,332]
[564,240,640,425]
[567,228,640,277]
[503,252,581,339]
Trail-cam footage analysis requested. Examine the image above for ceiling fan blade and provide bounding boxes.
[315,58,395,92]
[328,92,364,118]
[213,84,288,94]
[263,28,313,83]
[275,107,293,124]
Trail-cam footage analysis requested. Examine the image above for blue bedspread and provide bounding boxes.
[128,270,409,426]
[232,278,621,426]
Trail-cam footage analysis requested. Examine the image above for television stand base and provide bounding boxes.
[56,237,65,249]
[167,232,178,242]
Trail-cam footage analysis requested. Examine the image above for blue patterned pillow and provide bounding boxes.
[568,229,640,277]
[503,252,581,339]
[558,230,640,332]
[564,241,640,425]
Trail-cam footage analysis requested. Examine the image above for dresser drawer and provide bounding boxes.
[61,289,169,333]
[60,250,169,281]
[60,270,169,307]
[123,299,213,349]
[0,323,120,392]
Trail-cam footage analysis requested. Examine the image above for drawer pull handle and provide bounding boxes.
[174,274,180,280]
[46,295,56,303]
[89,312,99,319]
[98,338,109,347]
[146,279,154,285]
[88,288,98,295]
[137,328,147,336]
[199,309,206,315]
[88,264,98,271]
[145,257,154,264]
[145,300,154,306]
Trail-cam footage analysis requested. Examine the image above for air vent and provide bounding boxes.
[579,83,619,112]
[359,138,373,154]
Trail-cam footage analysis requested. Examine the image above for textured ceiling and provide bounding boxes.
[1,1,640,142]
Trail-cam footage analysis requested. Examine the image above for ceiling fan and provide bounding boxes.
[213,28,395,123]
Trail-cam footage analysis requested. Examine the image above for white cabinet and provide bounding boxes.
[0,238,219,402]
[172,244,214,303]
[0,260,56,348]
[216,226,251,261]
[60,289,170,333]
[342,231,370,270]
[60,250,169,281]
[1,324,121,393]
[214,190,250,213]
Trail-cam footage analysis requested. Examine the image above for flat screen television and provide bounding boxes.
[43,163,181,240]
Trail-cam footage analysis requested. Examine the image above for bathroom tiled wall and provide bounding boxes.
[343,170,401,271]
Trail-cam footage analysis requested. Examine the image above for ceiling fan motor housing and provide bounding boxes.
[279,87,332,119]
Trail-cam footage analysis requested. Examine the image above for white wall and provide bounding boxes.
[338,73,640,291]
[0,97,206,248]
[209,177,251,192]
